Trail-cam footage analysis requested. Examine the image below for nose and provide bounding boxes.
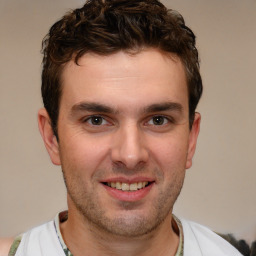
[111,124,149,170]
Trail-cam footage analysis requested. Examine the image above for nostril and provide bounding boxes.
[110,132,149,169]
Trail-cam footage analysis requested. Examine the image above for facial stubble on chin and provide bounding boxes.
[61,167,185,238]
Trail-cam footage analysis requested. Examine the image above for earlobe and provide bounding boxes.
[186,112,201,169]
[38,108,61,165]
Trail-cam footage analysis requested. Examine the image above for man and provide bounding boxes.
[0,0,242,255]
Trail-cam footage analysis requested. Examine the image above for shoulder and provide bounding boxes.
[0,221,55,256]
[11,221,64,255]
[0,238,14,256]
[180,219,243,256]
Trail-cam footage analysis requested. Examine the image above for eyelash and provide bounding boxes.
[83,115,109,126]
[82,115,174,127]
[147,115,171,125]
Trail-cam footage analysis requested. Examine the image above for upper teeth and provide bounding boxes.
[107,182,149,191]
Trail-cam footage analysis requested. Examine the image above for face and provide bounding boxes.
[39,49,200,237]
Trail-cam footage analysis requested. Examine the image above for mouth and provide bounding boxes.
[101,180,154,202]
[103,181,151,192]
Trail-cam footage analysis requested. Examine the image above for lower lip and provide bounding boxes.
[102,183,154,202]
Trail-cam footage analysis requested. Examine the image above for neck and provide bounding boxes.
[60,209,180,256]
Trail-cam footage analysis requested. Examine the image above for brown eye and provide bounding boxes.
[151,116,167,125]
[86,116,106,125]
[91,116,103,125]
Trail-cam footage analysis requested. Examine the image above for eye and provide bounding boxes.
[148,116,169,126]
[85,116,108,126]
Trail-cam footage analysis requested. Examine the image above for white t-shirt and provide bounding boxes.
[10,214,242,256]
[181,218,242,255]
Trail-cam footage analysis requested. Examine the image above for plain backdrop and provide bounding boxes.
[0,0,256,237]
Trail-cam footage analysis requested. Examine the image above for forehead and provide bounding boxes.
[60,49,188,112]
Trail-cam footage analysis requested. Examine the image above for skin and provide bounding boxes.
[38,49,200,256]
[0,238,14,256]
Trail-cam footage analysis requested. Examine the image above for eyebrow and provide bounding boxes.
[70,101,183,116]
[144,102,183,113]
[71,102,118,115]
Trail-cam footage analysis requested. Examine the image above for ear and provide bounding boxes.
[38,108,61,165]
[186,112,201,169]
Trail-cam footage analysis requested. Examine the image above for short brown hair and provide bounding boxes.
[41,0,203,136]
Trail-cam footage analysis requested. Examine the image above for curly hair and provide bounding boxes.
[41,0,203,136]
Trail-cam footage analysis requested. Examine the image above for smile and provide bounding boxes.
[105,181,150,191]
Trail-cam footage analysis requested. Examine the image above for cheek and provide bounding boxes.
[59,134,111,176]
[149,135,189,170]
